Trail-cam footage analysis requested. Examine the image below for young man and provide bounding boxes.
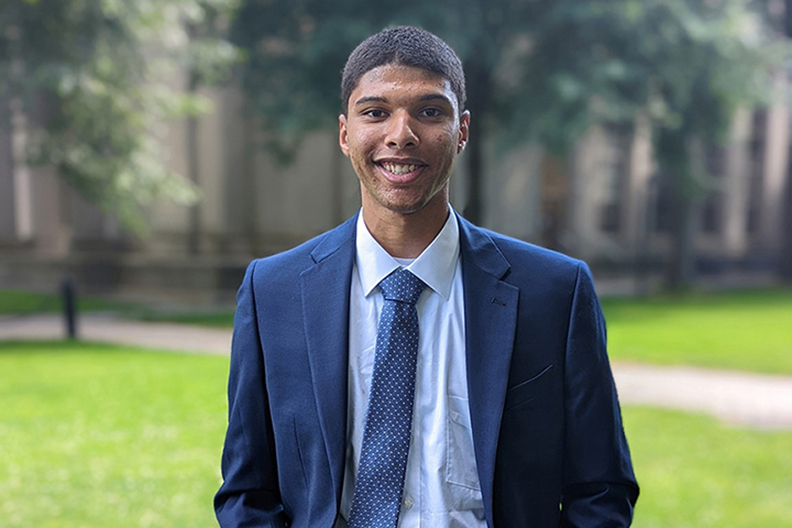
[215,26,638,527]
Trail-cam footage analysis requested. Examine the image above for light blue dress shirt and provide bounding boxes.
[339,208,487,527]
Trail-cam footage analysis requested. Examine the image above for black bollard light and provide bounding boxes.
[61,276,78,340]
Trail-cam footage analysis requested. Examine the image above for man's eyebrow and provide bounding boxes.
[419,94,453,105]
[353,96,388,106]
[353,93,454,107]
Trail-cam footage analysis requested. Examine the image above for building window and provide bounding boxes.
[746,109,766,234]
[600,202,621,233]
[701,143,726,234]
[653,175,675,234]
[598,123,632,234]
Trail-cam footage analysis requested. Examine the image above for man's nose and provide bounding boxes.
[385,112,419,149]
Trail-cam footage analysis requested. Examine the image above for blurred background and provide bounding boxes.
[1,1,791,527]
[2,0,792,300]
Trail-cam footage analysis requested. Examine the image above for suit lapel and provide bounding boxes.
[459,218,519,528]
[298,214,518,522]
[300,215,357,506]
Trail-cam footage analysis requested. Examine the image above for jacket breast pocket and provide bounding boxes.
[504,364,554,411]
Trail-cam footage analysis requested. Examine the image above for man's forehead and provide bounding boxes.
[351,64,458,106]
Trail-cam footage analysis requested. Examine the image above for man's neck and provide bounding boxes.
[361,201,450,260]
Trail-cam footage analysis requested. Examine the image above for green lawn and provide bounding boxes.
[0,289,235,327]
[0,341,229,528]
[602,288,792,374]
[624,406,792,527]
[0,290,124,315]
[1,341,790,527]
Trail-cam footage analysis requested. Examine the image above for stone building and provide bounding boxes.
[0,80,788,300]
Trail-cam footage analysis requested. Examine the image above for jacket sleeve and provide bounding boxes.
[560,262,639,526]
[215,261,288,528]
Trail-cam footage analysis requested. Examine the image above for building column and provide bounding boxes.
[0,96,16,241]
[721,108,753,258]
[623,115,655,260]
[10,98,34,242]
[758,76,790,252]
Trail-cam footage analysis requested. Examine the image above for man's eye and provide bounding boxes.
[420,108,443,118]
[365,109,386,118]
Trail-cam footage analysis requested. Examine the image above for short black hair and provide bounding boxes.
[341,26,466,115]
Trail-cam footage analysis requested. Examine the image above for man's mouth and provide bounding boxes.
[379,161,424,176]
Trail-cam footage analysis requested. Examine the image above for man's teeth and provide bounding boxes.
[382,163,419,175]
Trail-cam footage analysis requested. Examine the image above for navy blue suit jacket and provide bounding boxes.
[215,214,639,527]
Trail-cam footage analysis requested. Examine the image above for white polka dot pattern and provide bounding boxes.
[348,269,425,528]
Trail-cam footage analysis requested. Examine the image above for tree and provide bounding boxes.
[781,0,792,281]
[617,0,778,288]
[433,0,778,288]
[231,0,778,288]
[0,0,240,234]
[229,0,653,221]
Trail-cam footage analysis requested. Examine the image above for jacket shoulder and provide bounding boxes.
[488,229,580,268]
[246,215,357,281]
[460,218,585,282]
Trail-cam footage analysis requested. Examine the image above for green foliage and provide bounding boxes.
[0,341,229,527]
[591,0,781,287]
[635,0,777,199]
[602,288,792,374]
[230,0,783,233]
[0,289,124,315]
[624,406,792,527]
[229,0,406,161]
[231,0,778,155]
[0,0,242,233]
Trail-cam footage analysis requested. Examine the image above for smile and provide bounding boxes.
[379,162,425,176]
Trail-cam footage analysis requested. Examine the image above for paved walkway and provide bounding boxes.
[2,314,791,429]
[0,314,231,356]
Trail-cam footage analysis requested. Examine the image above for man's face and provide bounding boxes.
[339,63,469,218]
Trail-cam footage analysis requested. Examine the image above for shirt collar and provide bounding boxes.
[355,207,460,300]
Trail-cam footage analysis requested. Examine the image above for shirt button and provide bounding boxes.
[403,496,414,509]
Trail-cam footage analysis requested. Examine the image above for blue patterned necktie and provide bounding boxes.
[348,269,426,528]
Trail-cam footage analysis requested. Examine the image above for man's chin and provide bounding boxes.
[365,192,425,216]
[383,205,424,216]
[362,183,447,217]
[380,196,433,216]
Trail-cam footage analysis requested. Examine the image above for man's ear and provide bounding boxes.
[457,110,470,154]
[339,114,350,157]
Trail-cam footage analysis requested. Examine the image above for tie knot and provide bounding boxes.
[379,269,425,305]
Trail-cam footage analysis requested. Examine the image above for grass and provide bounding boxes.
[0,289,235,327]
[623,406,792,527]
[0,341,229,528]
[602,288,792,374]
[0,290,124,315]
[1,341,790,527]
